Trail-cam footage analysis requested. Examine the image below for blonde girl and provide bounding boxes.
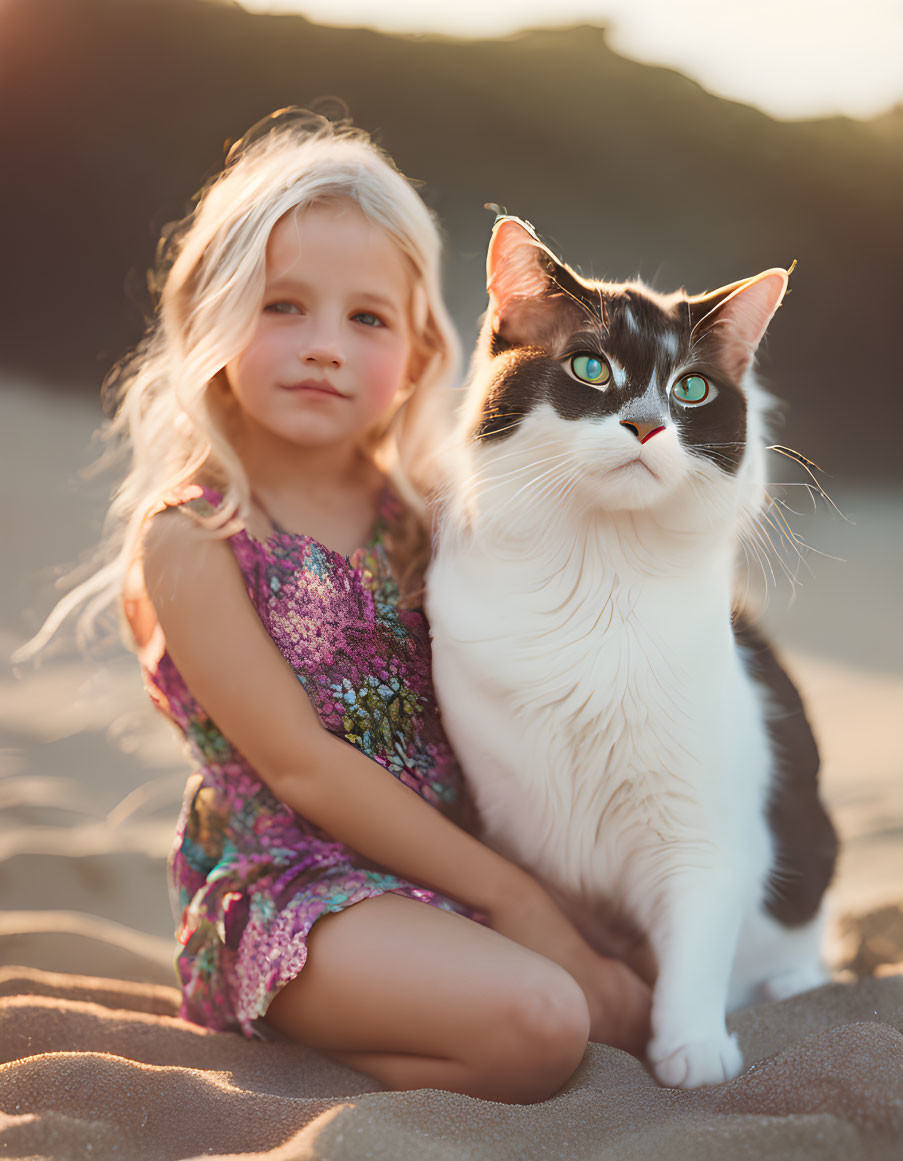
[20,109,651,1103]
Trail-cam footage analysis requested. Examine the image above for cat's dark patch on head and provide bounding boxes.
[600,286,748,475]
[476,251,750,473]
[474,286,589,441]
[675,378,747,473]
[473,349,540,441]
[732,612,838,926]
[674,323,748,474]
[547,262,605,328]
[606,290,686,394]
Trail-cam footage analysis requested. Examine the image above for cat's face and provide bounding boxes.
[464,217,788,516]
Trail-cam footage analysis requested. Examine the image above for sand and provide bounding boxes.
[2,377,902,1159]
[1,964,902,1161]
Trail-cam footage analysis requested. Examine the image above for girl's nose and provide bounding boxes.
[302,345,343,368]
[300,322,343,367]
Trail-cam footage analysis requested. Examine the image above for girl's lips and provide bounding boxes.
[280,380,348,398]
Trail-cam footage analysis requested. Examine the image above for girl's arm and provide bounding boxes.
[142,509,539,920]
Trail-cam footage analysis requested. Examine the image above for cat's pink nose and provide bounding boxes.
[620,420,665,444]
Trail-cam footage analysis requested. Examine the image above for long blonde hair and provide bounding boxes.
[16,109,461,661]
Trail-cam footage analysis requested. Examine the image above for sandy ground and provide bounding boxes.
[2,377,902,1160]
[1,375,901,975]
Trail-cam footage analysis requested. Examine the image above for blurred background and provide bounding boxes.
[1,0,900,982]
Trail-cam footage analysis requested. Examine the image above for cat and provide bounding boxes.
[425,215,839,1089]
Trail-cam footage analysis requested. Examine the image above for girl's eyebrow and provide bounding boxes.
[351,291,400,311]
[265,276,399,310]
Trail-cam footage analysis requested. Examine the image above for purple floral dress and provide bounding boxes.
[143,483,490,1038]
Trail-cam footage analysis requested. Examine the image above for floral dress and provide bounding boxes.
[141,483,490,1038]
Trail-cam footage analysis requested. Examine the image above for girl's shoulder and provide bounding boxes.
[155,477,226,518]
[142,484,231,577]
[129,479,244,662]
[140,478,251,597]
[145,477,261,542]
[138,480,212,544]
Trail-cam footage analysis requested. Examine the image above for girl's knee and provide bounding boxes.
[493,967,590,1099]
[519,967,590,1054]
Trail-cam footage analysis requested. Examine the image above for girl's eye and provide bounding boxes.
[353,311,384,328]
[264,301,300,315]
[569,353,611,388]
[672,374,713,405]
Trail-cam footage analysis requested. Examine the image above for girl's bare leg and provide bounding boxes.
[262,891,591,1104]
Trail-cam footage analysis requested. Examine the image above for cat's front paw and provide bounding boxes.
[647,1030,743,1088]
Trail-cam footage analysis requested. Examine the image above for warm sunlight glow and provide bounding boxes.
[238,0,903,120]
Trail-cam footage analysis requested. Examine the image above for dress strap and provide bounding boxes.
[248,490,285,537]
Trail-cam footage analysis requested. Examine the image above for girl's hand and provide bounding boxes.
[484,880,652,1055]
[570,953,652,1054]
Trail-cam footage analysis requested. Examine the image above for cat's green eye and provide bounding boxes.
[672,375,711,405]
[570,353,611,387]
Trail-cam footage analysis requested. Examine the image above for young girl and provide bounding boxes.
[23,109,651,1103]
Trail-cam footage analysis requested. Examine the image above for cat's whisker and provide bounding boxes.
[470,439,564,468]
[775,534,846,566]
[758,486,847,581]
[478,451,572,481]
[471,417,527,441]
[760,529,808,595]
[732,481,814,602]
[754,510,807,595]
[687,447,740,474]
[469,406,541,439]
[473,405,520,419]
[762,494,808,555]
[768,445,825,472]
[539,469,586,521]
[530,466,581,513]
[767,482,825,514]
[739,537,768,609]
[735,542,756,611]
[515,465,582,517]
[473,453,573,496]
[466,447,568,483]
[739,519,776,599]
[770,495,813,519]
[767,445,852,524]
[486,460,581,521]
[498,470,569,519]
[747,510,789,583]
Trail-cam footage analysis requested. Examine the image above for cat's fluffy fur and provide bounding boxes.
[425,217,838,1089]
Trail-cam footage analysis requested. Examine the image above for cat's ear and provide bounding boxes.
[688,269,790,381]
[486,216,565,345]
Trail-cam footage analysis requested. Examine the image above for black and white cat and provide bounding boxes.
[425,216,839,1089]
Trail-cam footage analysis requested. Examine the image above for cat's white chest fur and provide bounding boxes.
[428,521,774,923]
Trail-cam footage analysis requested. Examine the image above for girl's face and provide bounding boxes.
[222,199,415,452]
